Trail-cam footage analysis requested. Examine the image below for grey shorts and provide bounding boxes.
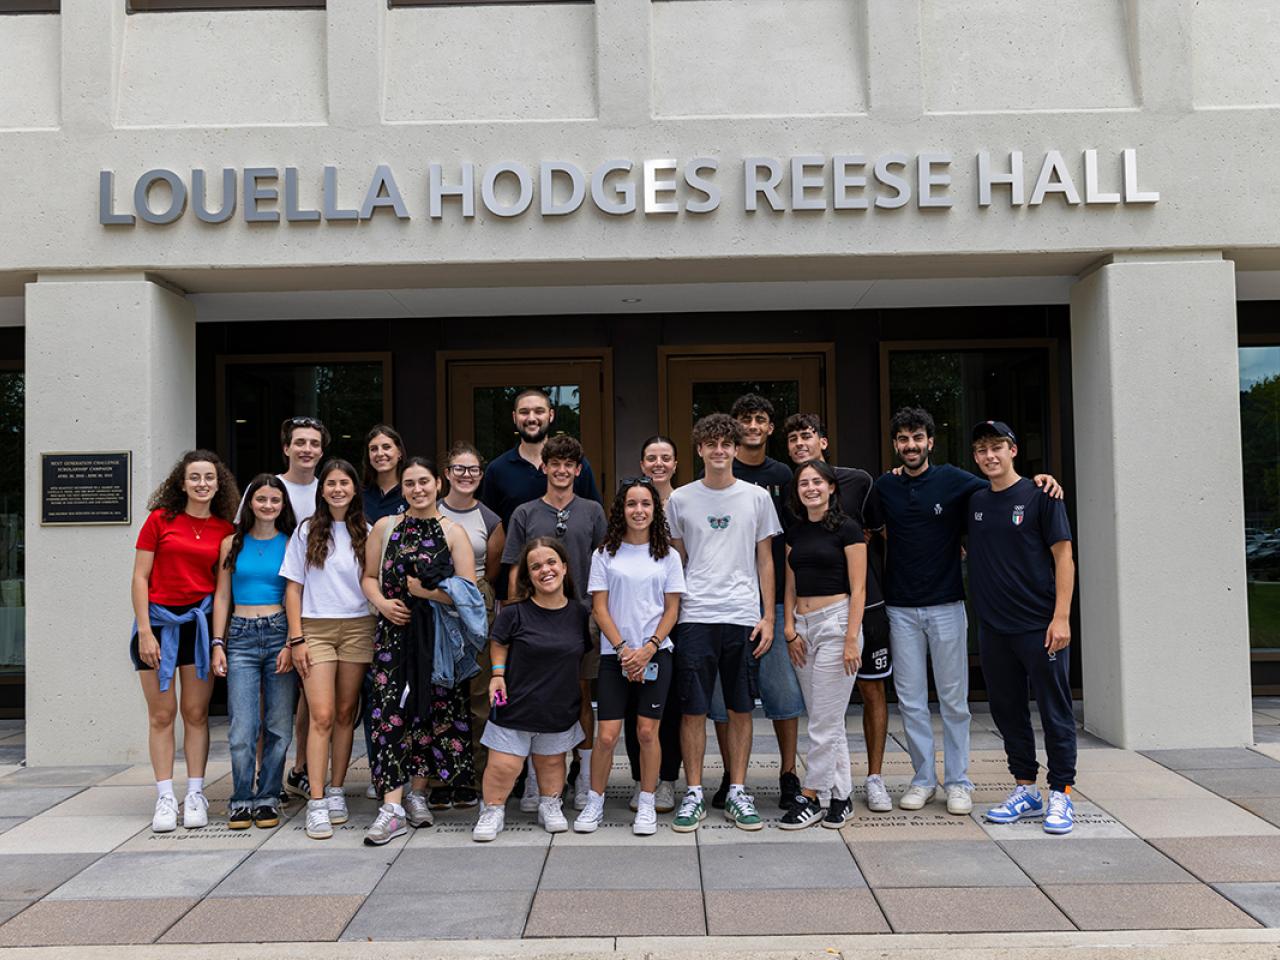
[480,721,585,757]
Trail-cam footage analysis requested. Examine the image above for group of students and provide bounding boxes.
[130,388,1080,847]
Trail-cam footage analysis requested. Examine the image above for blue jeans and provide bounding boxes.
[709,604,805,723]
[226,612,297,810]
[886,602,973,791]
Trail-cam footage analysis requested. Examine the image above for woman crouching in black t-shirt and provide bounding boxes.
[780,460,867,830]
[473,537,592,842]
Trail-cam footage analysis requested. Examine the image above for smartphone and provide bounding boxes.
[492,689,506,707]
[643,661,659,682]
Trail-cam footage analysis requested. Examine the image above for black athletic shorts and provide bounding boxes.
[597,648,674,722]
[675,622,755,716]
[856,604,893,681]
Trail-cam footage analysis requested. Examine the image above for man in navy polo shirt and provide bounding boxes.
[968,420,1077,834]
[480,387,602,528]
[874,407,1060,817]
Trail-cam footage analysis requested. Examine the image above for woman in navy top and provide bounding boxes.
[212,474,298,830]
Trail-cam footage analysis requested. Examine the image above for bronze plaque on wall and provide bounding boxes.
[40,452,132,525]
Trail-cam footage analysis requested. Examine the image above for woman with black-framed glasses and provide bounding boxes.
[437,440,506,809]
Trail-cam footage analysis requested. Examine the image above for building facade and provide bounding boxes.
[0,0,1274,763]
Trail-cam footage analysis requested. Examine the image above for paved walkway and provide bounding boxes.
[0,702,1276,947]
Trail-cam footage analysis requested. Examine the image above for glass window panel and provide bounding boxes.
[472,384,581,467]
[0,371,23,674]
[688,378,800,469]
[226,361,384,485]
[1239,346,1280,650]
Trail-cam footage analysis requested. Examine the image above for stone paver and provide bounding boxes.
[0,814,147,854]
[703,889,888,935]
[43,785,166,817]
[1150,836,1280,883]
[998,838,1195,885]
[973,800,1137,841]
[843,809,989,842]
[47,850,246,900]
[0,897,196,946]
[542,844,700,890]
[374,845,547,893]
[1213,883,1280,927]
[876,886,1074,933]
[527,890,706,937]
[1097,797,1280,838]
[0,853,102,899]
[0,785,84,817]
[1236,797,1280,827]
[0,766,128,787]
[1044,882,1261,930]
[209,847,397,897]
[851,840,1032,888]
[160,894,364,943]
[699,839,865,889]
[344,890,534,940]
[1145,749,1280,770]
[1176,767,1280,798]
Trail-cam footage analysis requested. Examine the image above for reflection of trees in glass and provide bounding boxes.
[1241,373,1280,531]
[473,385,582,467]
[689,380,800,467]
[0,372,22,586]
[889,353,966,468]
[311,365,384,472]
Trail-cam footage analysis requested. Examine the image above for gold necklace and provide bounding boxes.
[187,513,212,540]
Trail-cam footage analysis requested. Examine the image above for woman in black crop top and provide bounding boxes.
[779,460,867,830]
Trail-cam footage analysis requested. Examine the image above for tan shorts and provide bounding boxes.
[581,617,601,681]
[302,615,375,665]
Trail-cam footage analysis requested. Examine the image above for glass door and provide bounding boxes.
[0,368,22,706]
[662,347,832,485]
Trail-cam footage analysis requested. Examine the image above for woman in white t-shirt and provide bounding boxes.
[281,459,375,840]
[574,477,685,836]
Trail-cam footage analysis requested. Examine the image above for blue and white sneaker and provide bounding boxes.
[984,784,1044,823]
[1042,790,1074,835]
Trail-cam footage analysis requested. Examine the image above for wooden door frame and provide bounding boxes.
[877,338,1062,474]
[657,342,838,470]
[435,347,615,491]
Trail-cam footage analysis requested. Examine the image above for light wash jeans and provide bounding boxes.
[886,602,973,791]
[226,612,297,810]
[793,600,860,800]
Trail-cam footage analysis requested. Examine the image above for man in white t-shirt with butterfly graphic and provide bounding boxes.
[665,413,781,832]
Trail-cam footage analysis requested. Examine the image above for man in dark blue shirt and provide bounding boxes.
[967,420,1077,835]
[479,388,602,527]
[874,407,1061,818]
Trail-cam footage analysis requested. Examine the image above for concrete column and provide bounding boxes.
[60,0,125,134]
[595,0,651,127]
[1070,253,1252,749]
[327,0,385,129]
[25,276,196,766]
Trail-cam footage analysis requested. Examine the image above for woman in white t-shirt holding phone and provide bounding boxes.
[574,476,685,836]
[281,459,375,840]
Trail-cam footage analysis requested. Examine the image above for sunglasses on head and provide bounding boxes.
[620,476,657,489]
[287,416,323,429]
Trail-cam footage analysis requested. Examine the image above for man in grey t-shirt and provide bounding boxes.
[501,435,608,808]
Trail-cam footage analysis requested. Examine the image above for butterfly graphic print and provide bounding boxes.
[706,515,731,530]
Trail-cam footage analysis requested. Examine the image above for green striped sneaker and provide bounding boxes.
[724,791,764,831]
[671,791,707,833]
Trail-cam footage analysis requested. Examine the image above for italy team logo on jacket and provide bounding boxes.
[1012,505,1025,526]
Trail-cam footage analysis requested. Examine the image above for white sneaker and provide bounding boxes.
[946,784,974,815]
[152,794,178,833]
[573,792,605,833]
[899,785,936,810]
[473,802,505,842]
[864,775,893,813]
[538,795,568,833]
[365,784,378,800]
[306,798,333,839]
[654,780,677,813]
[633,802,658,836]
[573,772,591,811]
[519,765,540,813]
[325,785,349,825]
[628,782,641,812]
[182,792,209,830]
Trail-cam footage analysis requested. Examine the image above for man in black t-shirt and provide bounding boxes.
[967,421,1077,835]
[783,414,895,814]
[702,395,806,811]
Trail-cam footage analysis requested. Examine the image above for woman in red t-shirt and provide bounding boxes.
[131,449,238,834]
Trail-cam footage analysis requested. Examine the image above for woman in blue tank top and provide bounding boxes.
[211,474,298,829]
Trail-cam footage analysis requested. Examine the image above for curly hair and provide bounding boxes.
[781,412,825,439]
[511,536,575,603]
[889,406,936,439]
[729,393,775,423]
[542,434,583,465]
[600,477,671,560]
[787,459,848,533]
[360,424,406,489]
[147,450,240,522]
[690,413,743,449]
[223,474,297,573]
[304,459,368,569]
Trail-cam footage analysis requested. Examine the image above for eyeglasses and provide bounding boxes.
[448,464,482,478]
[554,508,571,538]
[286,416,323,429]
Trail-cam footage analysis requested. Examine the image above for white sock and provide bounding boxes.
[588,789,605,803]
[638,791,656,808]
[687,785,704,800]
[156,779,174,800]
[526,759,539,787]
[389,802,405,816]
[728,783,746,800]
[186,777,204,796]
[579,748,592,770]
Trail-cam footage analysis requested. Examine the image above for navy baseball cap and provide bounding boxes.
[971,420,1017,443]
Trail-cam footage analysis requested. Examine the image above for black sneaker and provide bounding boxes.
[285,766,310,799]
[711,772,730,810]
[452,785,479,809]
[228,807,253,831]
[277,792,290,807]
[253,805,280,829]
[823,796,853,829]
[778,770,802,810]
[779,795,824,830]
[428,786,453,810]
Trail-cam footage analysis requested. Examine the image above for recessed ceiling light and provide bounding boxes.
[234,419,247,424]
[341,434,351,439]
[621,297,642,303]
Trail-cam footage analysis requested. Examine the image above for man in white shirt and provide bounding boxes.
[666,414,781,833]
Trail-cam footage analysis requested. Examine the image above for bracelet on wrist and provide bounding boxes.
[288,637,307,647]
[211,638,225,648]
[612,642,626,655]
[785,634,798,644]
[491,664,506,673]
[646,636,661,650]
